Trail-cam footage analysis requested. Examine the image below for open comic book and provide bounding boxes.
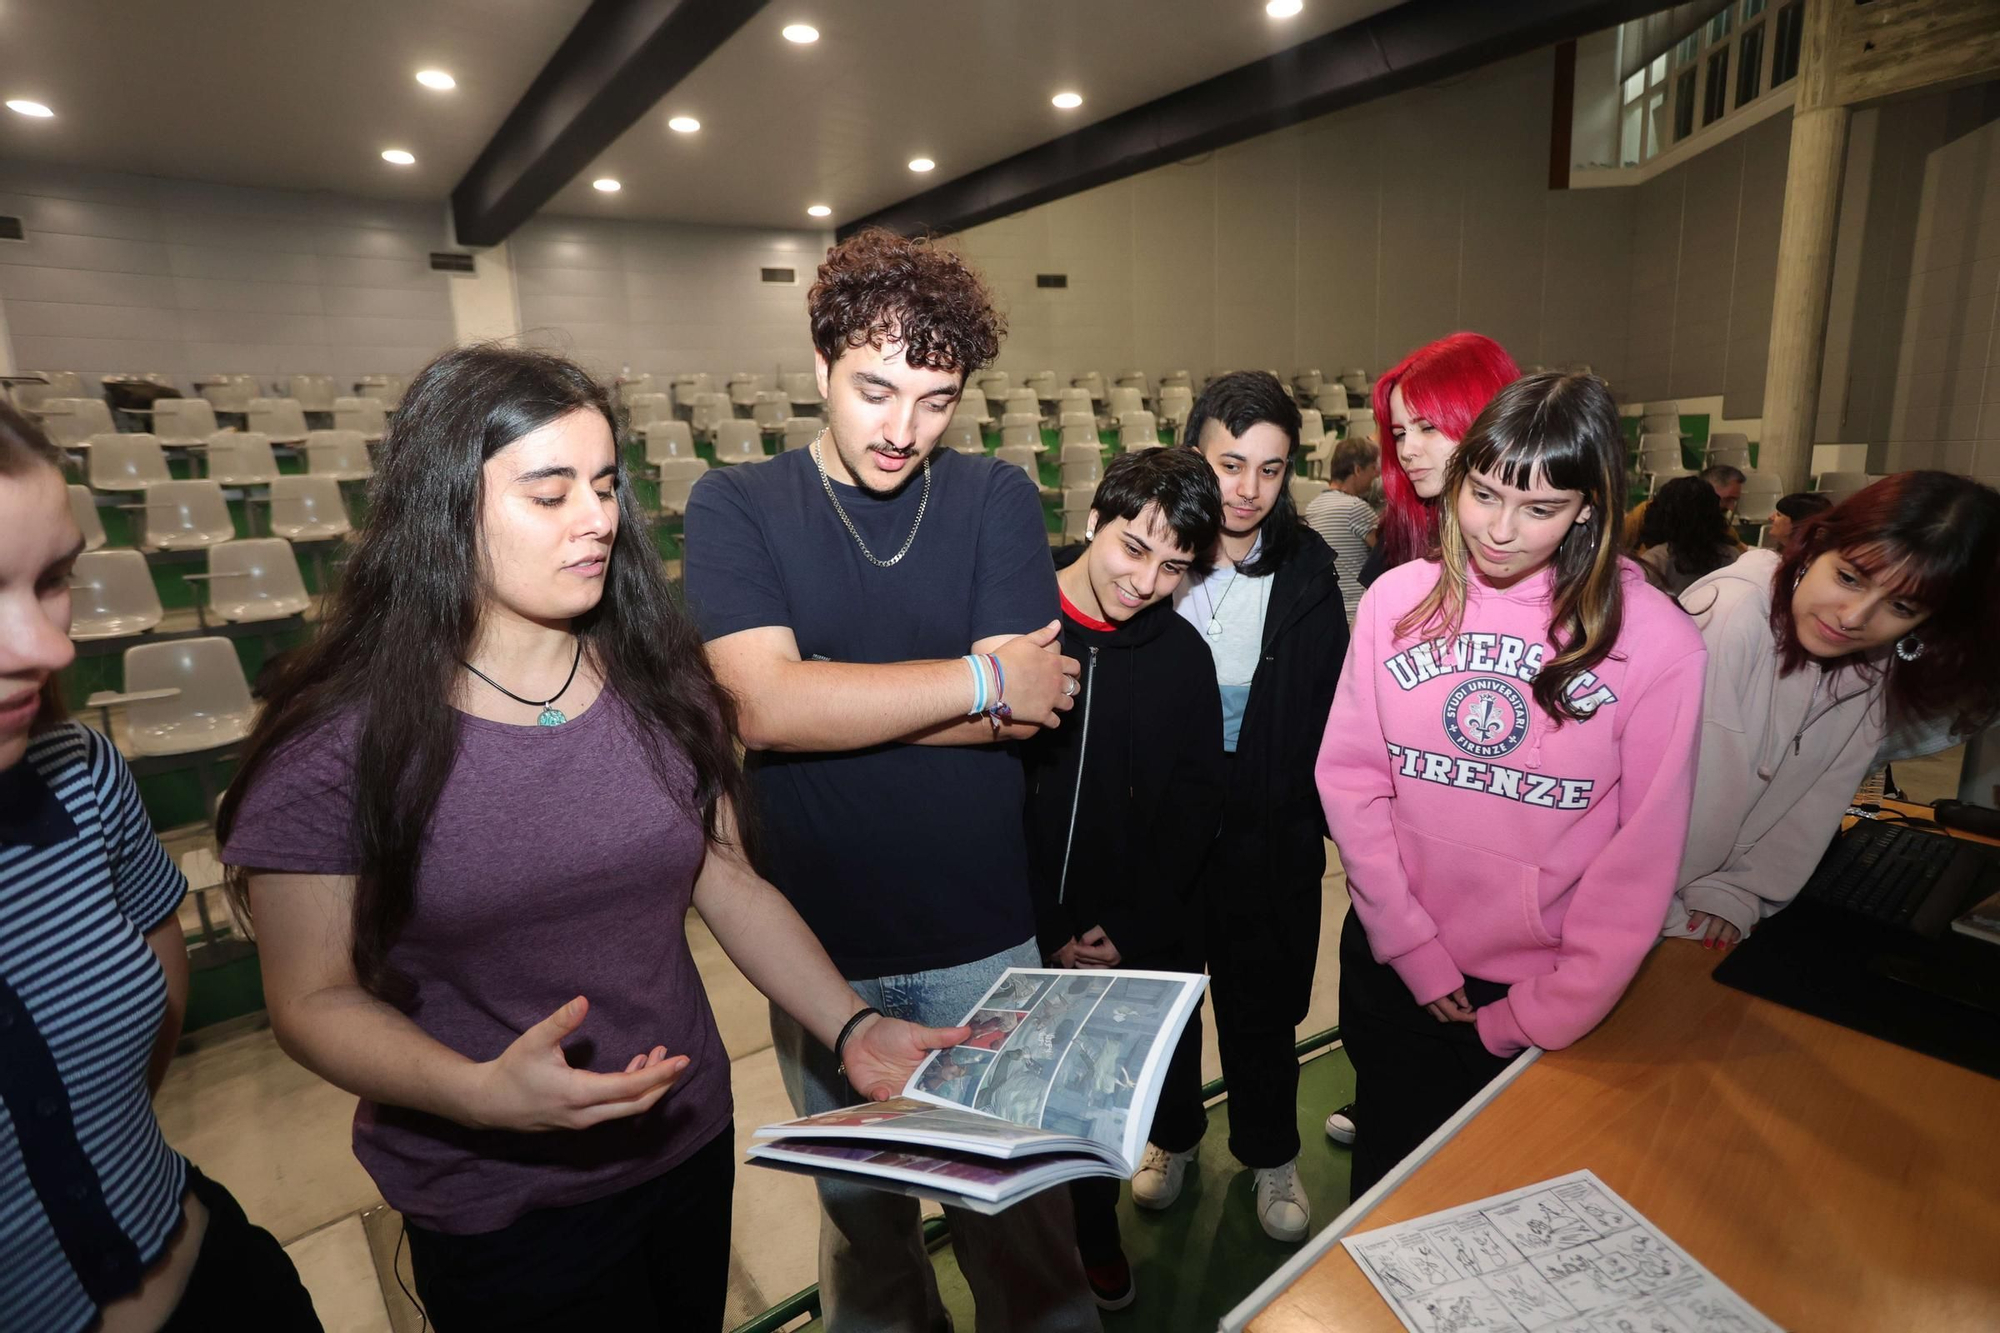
[747,968,1206,1214]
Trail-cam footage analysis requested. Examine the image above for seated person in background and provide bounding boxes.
[1764,491,1833,549]
[1635,474,1741,597]
[1305,436,1382,627]
[1022,448,1226,1312]
[0,401,320,1333]
[1624,463,1748,553]
[1666,471,2000,949]
[1319,372,1704,1200]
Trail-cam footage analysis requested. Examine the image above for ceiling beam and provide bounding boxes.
[451,0,768,248]
[841,0,1664,240]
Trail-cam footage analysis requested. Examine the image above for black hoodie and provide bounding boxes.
[1020,547,1227,964]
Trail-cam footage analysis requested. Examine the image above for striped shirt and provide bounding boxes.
[1,722,188,1333]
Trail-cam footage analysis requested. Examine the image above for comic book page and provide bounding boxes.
[749,1097,1120,1163]
[1341,1170,1779,1333]
[901,968,1207,1169]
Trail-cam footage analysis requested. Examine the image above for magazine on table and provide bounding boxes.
[747,968,1207,1214]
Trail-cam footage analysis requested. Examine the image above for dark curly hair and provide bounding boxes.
[809,228,1004,375]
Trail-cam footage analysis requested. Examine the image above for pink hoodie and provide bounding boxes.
[1317,556,1706,1056]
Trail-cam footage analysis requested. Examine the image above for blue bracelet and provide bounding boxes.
[964,654,986,715]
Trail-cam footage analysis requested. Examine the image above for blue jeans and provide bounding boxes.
[771,938,1102,1333]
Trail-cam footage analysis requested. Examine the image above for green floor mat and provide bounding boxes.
[788,1046,1356,1332]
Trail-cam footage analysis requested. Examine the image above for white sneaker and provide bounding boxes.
[1131,1142,1195,1210]
[1254,1158,1309,1242]
[1324,1101,1357,1145]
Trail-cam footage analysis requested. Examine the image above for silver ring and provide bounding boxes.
[1063,677,1077,697]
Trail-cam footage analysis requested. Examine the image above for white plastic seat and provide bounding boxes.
[1648,467,1696,496]
[727,377,760,413]
[940,421,983,454]
[1060,457,1102,489]
[624,392,672,430]
[1001,389,1040,422]
[197,431,281,488]
[751,391,791,432]
[780,418,822,452]
[1160,370,1193,390]
[1339,370,1370,393]
[189,538,310,623]
[1736,468,1782,526]
[1024,371,1059,405]
[1072,372,1106,407]
[1299,409,1325,447]
[1289,476,1327,507]
[331,396,388,442]
[13,372,85,412]
[1814,471,1881,502]
[1053,387,1092,422]
[1157,386,1194,430]
[352,374,408,409]
[246,397,309,443]
[712,419,764,464]
[690,392,733,441]
[999,418,1040,450]
[134,479,235,552]
[88,433,172,492]
[1114,371,1150,403]
[1294,369,1325,399]
[1060,487,1095,542]
[657,458,710,518]
[975,371,1011,402]
[286,374,337,414]
[267,476,351,542]
[955,386,992,426]
[1344,408,1378,440]
[1313,389,1351,423]
[1647,400,1681,417]
[68,550,163,639]
[673,375,717,418]
[1117,411,1158,451]
[1060,444,1101,471]
[118,637,257,757]
[304,430,373,482]
[69,485,108,550]
[39,398,117,449]
[1638,434,1684,479]
[642,420,697,464]
[1640,412,1682,439]
[779,371,822,412]
[615,373,657,405]
[149,398,219,447]
[1106,386,1144,420]
[994,445,1039,484]
[196,375,259,416]
[1058,414,1098,448]
[1704,432,1751,469]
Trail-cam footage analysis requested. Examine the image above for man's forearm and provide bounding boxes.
[730,656,980,752]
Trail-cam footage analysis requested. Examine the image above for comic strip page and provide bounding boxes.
[1341,1171,1779,1333]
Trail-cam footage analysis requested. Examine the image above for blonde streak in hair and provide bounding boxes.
[1540,483,1626,715]
[1395,477,1471,646]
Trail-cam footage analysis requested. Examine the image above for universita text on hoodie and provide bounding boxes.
[1316,556,1706,1057]
[1666,548,1890,941]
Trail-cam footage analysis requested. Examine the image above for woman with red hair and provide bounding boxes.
[1668,471,2000,948]
[1368,332,1522,575]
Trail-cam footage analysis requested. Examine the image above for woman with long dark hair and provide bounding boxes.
[217,345,965,1331]
[0,401,320,1333]
[1318,373,1705,1197]
[1668,471,2000,949]
[1635,474,1741,597]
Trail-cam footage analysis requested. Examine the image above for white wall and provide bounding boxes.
[508,216,834,381]
[948,50,1638,391]
[0,160,457,389]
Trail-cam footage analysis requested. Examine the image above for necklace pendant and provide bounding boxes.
[1206,618,1222,637]
[537,706,567,727]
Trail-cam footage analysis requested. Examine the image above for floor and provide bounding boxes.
[146,737,1972,1333]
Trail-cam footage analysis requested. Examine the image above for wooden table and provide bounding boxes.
[1238,808,2000,1332]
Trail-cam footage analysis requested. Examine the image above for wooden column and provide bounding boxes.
[1757,101,1849,489]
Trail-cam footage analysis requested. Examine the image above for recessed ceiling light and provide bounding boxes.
[807,204,832,217]
[1052,91,1083,110]
[415,69,456,91]
[668,115,701,133]
[1265,0,1303,15]
[381,148,416,165]
[782,23,819,43]
[593,178,622,192]
[6,99,54,118]
[908,157,935,172]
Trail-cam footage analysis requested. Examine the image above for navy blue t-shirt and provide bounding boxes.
[683,446,1055,978]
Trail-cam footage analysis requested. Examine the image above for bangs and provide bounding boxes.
[1838,539,1953,610]
[1454,431,1600,501]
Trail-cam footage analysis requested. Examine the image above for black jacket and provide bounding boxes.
[1212,524,1349,914]
[1021,550,1226,964]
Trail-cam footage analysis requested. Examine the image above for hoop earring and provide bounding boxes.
[1895,634,1925,662]
[1792,566,1806,592]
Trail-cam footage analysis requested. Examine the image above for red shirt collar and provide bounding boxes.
[1059,588,1116,633]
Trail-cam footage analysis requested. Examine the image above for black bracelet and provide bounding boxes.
[833,1006,882,1079]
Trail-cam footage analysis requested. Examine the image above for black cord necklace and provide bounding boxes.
[462,636,583,726]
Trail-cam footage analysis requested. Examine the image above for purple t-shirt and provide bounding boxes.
[220,689,731,1234]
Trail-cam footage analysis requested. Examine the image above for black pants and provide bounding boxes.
[1068,947,1209,1267]
[405,1123,735,1332]
[1337,908,1512,1200]
[162,1166,322,1332]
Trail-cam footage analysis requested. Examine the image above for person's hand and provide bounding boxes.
[468,996,689,1132]
[1684,911,1741,950]
[840,1014,971,1102]
[992,622,1083,727]
[1423,987,1476,1024]
[1053,936,1085,968]
[1069,926,1121,969]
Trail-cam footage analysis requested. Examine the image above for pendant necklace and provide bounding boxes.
[463,636,583,726]
[1205,565,1242,637]
[811,431,930,568]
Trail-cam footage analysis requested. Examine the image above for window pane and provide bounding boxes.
[1626,69,1647,102]
[1703,48,1731,125]
[1707,8,1733,43]
[1674,69,1698,141]
[1676,33,1700,64]
[1647,90,1667,158]
[1772,2,1804,84]
[1743,0,1768,18]
[1737,23,1765,105]
[1622,101,1644,166]
[1651,53,1668,84]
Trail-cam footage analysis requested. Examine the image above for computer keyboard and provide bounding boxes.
[1801,820,1957,926]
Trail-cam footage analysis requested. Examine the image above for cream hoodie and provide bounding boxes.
[1666,549,1890,939]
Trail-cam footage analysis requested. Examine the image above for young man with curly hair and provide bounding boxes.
[685,229,1099,1332]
